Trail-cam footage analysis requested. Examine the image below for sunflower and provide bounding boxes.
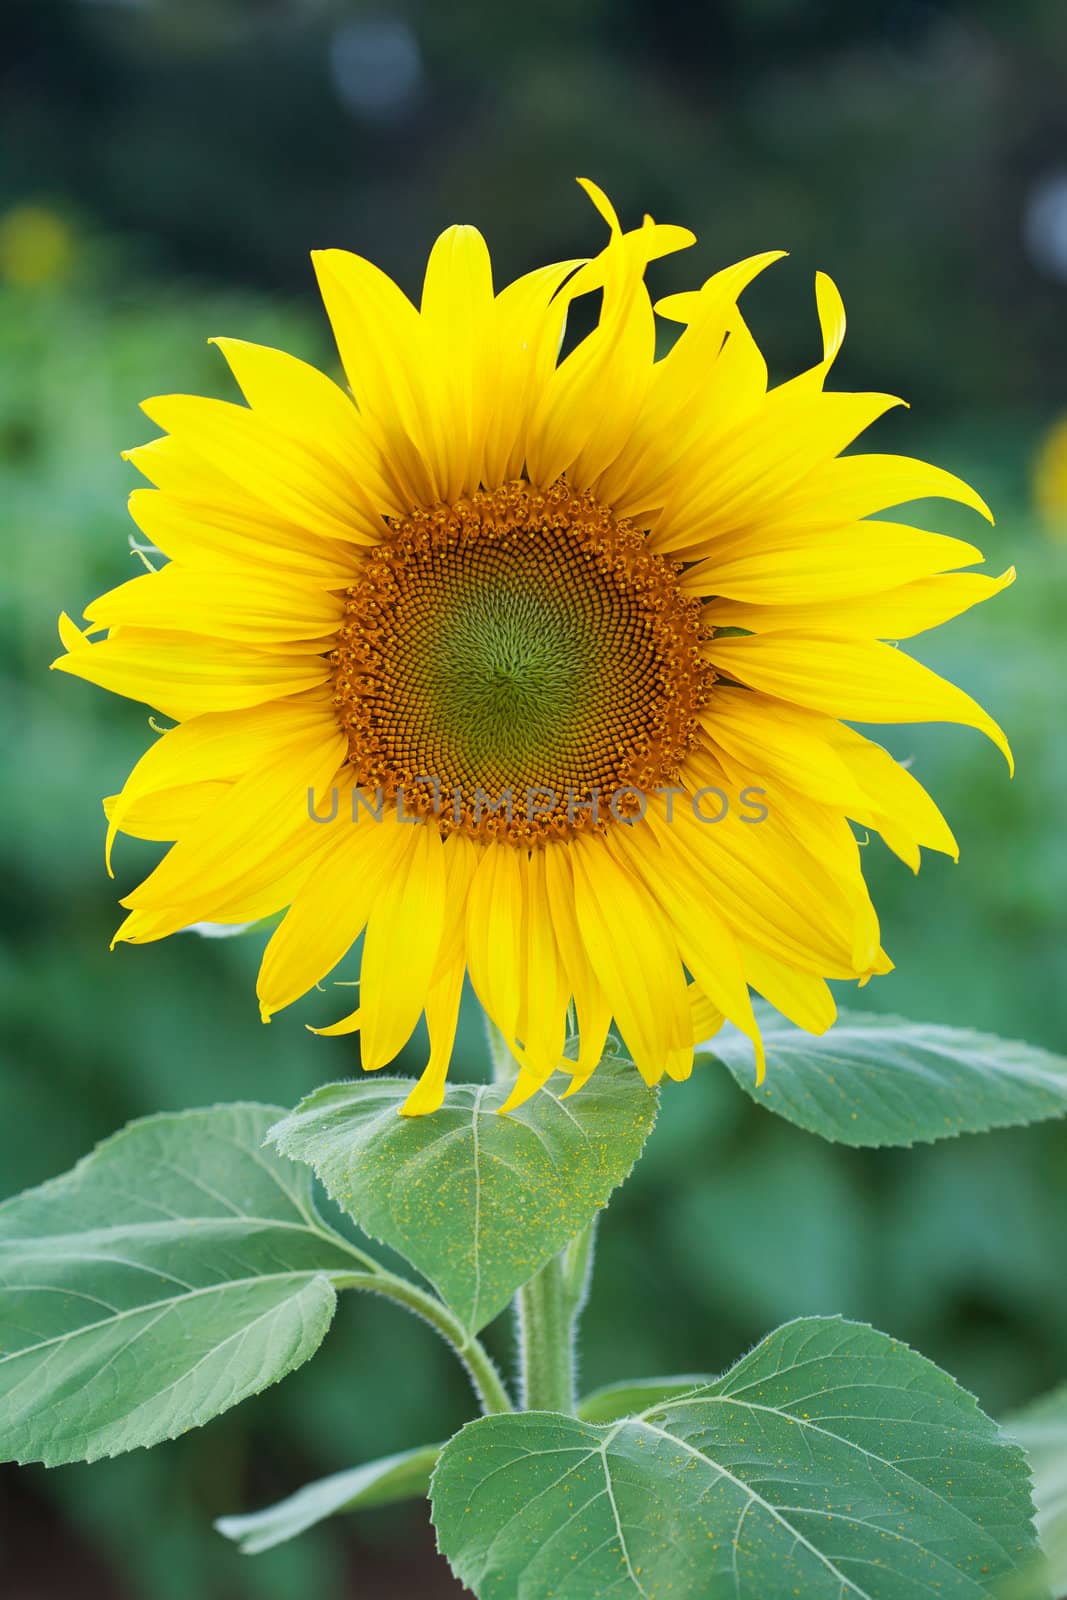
[53,181,1014,1115]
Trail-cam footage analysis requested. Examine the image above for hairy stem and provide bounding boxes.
[516,1255,575,1413]
[517,1217,599,1415]
[483,1001,598,1414]
[335,1269,513,1416]
[561,1215,598,1330]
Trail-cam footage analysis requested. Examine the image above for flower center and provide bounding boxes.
[332,480,714,843]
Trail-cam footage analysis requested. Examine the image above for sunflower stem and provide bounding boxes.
[335,1269,513,1416]
[561,1214,598,1327]
[516,1217,597,1414]
[516,1257,573,1413]
[483,1003,597,1412]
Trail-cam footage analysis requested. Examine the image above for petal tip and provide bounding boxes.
[575,176,620,235]
[400,1079,446,1117]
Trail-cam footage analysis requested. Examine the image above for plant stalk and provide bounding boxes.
[516,1217,598,1413]
[516,1256,574,1412]
[335,1269,513,1416]
[561,1214,598,1327]
[482,1001,599,1415]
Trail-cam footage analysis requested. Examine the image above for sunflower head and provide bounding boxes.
[332,479,714,844]
[53,179,1013,1115]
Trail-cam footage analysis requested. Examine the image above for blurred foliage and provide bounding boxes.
[7,0,1067,405]
[2,1,1067,1596]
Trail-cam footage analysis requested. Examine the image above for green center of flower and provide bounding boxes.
[332,480,713,843]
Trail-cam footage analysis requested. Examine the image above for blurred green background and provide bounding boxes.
[2,1,1067,1595]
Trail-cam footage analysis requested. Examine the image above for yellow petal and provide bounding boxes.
[113,846,327,946]
[111,907,196,946]
[128,489,356,586]
[832,725,959,864]
[401,943,467,1116]
[769,451,994,529]
[598,251,785,519]
[703,630,1013,772]
[654,389,904,556]
[84,565,345,644]
[488,258,585,486]
[689,986,725,1047]
[123,432,237,498]
[103,782,229,842]
[814,270,846,367]
[701,688,869,812]
[699,688,958,868]
[52,622,330,719]
[359,823,446,1070]
[209,336,400,515]
[434,829,479,961]
[104,689,335,870]
[514,847,570,1084]
[741,943,837,1035]
[122,727,346,916]
[664,758,877,978]
[704,567,1016,637]
[525,226,656,491]
[680,521,985,603]
[140,394,383,545]
[708,743,883,975]
[465,844,524,1053]
[575,177,622,234]
[614,822,764,1081]
[543,842,611,1087]
[312,246,437,506]
[569,833,691,1086]
[257,810,409,1020]
[653,251,786,326]
[523,190,692,493]
[419,224,495,502]
[398,832,478,1114]
[495,1067,552,1115]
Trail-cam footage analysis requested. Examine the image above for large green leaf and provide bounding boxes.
[432,1316,1044,1600]
[1007,1386,1067,1596]
[217,1442,440,1554]
[703,1008,1067,1147]
[0,1104,367,1466]
[268,1062,656,1335]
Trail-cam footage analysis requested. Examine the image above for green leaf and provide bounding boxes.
[432,1316,1044,1600]
[0,1104,367,1466]
[703,1008,1067,1147]
[268,1062,656,1335]
[1007,1386,1067,1596]
[577,1375,714,1424]
[216,1442,440,1554]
